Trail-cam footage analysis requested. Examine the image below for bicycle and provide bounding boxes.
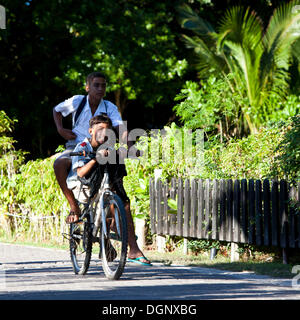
[65,150,128,280]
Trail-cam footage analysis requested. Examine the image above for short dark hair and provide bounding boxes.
[89,114,112,128]
[86,72,106,85]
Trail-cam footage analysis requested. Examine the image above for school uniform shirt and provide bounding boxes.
[54,95,123,145]
[66,138,127,191]
[66,138,93,190]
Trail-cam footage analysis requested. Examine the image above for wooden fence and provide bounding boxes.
[149,178,300,249]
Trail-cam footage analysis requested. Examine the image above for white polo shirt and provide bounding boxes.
[54,95,123,144]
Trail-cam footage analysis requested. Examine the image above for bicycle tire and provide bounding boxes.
[101,193,128,280]
[69,218,93,275]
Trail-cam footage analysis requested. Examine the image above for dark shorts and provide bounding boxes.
[112,178,130,204]
[55,143,76,161]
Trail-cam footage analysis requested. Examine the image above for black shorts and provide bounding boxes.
[78,162,129,203]
[112,178,130,204]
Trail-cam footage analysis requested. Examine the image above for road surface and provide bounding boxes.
[0,242,299,300]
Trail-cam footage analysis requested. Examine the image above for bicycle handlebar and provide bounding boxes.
[70,147,142,159]
[69,151,96,157]
[70,146,115,157]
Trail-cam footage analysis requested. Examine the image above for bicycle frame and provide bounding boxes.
[75,165,121,241]
[68,150,129,279]
[92,168,113,237]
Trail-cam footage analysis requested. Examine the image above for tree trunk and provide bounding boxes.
[114,89,128,118]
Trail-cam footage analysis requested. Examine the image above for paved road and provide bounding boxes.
[0,242,300,300]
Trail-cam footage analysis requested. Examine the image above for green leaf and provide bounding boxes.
[167,209,177,215]
[168,198,178,210]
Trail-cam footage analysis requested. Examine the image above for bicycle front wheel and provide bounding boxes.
[69,218,93,275]
[101,194,128,280]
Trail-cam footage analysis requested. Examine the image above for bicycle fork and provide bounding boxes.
[92,195,105,237]
[92,194,121,239]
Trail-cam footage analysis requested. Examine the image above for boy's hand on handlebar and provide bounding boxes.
[89,152,96,160]
[98,149,110,158]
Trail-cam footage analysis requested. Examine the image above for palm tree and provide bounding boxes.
[178,1,300,134]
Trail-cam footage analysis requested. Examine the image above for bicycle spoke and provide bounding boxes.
[69,220,92,275]
[101,194,128,280]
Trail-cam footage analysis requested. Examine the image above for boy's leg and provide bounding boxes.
[111,178,150,263]
[124,201,151,264]
[53,156,80,222]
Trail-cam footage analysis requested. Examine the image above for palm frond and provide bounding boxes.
[182,34,227,77]
[216,6,264,107]
[259,1,300,103]
[177,3,215,36]
[217,7,263,51]
[292,38,300,62]
[178,1,300,133]
[262,0,300,70]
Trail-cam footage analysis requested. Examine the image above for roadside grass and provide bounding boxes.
[0,235,69,251]
[144,249,297,279]
[0,235,102,254]
[1,235,298,279]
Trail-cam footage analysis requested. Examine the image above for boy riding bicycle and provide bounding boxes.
[66,114,152,266]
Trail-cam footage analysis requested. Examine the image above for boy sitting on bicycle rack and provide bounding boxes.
[66,114,152,266]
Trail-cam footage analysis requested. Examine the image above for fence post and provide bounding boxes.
[169,178,177,236]
[197,179,204,239]
[191,179,198,238]
[212,179,218,240]
[183,179,190,238]
[183,238,188,255]
[227,179,233,241]
[231,242,239,262]
[240,179,248,243]
[271,180,279,247]
[255,180,263,246]
[163,181,169,236]
[219,179,226,241]
[149,178,156,234]
[288,185,296,249]
[135,217,146,250]
[154,169,166,252]
[280,180,288,263]
[157,235,166,253]
[205,179,211,239]
[263,179,271,246]
[230,180,240,262]
[177,178,183,237]
[233,179,240,243]
[248,179,255,244]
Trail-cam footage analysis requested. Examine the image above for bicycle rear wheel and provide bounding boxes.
[101,194,128,280]
[69,218,93,275]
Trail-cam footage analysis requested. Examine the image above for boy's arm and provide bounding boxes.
[53,108,77,140]
[76,149,109,178]
[76,158,97,178]
[53,95,84,141]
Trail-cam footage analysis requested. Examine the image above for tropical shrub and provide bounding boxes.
[0,110,28,212]
[173,76,249,140]
[178,1,300,134]
[272,115,300,183]
[174,77,300,141]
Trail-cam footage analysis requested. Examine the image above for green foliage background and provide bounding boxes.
[0,1,299,248]
[0,110,299,245]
